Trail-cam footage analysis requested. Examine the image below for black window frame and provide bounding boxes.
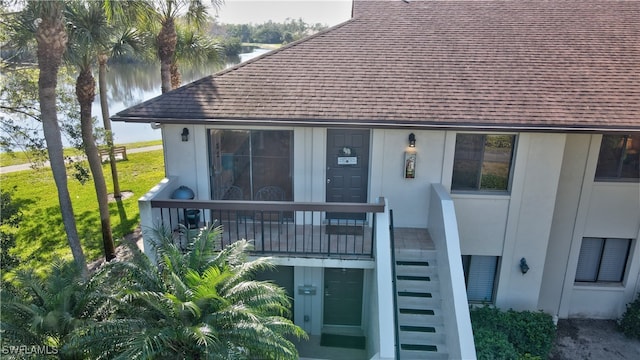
[594,134,640,182]
[575,237,632,283]
[462,255,500,303]
[451,134,516,193]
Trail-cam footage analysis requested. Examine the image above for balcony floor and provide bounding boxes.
[177,223,433,259]
[393,227,434,250]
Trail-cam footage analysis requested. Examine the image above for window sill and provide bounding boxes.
[451,192,511,200]
[573,282,626,291]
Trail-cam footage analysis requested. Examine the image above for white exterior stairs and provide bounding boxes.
[394,248,448,359]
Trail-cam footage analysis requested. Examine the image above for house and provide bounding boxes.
[112,1,640,359]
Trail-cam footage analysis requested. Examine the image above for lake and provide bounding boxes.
[103,47,269,144]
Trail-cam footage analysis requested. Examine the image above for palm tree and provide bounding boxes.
[66,0,115,261]
[29,0,88,276]
[170,23,221,89]
[0,260,104,358]
[97,27,143,200]
[97,1,146,200]
[69,226,307,359]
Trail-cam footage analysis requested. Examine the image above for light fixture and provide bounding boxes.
[520,257,530,274]
[181,128,189,142]
[408,133,416,147]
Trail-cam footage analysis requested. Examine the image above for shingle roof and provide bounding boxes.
[113,0,640,131]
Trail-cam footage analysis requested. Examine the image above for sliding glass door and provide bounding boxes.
[209,129,293,201]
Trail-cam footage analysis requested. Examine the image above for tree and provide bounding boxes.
[98,2,145,200]
[30,0,88,275]
[68,226,307,359]
[170,23,221,89]
[66,0,115,261]
[134,0,223,93]
[0,260,103,358]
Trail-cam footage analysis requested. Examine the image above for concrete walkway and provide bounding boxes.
[0,145,163,175]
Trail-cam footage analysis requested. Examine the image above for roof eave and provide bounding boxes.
[110,115,640,133]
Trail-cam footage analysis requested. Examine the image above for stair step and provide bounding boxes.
[399,349,449,360]
[398,308,435,316]
[395,249,437,261]
[397,279,439,292]
[397,291,433,298]
[397,275,431,281]
[400,344,438,352]
[397,295,441,308]
[399,330,446,344]
[396,260,431,266]
[400,325,436,333]
[396,264,438,276]
[398,312,443,325]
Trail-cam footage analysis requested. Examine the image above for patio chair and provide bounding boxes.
[255,186,286,234]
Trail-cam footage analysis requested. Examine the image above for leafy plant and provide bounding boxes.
[619,294,640,339]
[0,260,106,359]
[66,225,307,359]
[470,306,556,360]
[473,328,519,360]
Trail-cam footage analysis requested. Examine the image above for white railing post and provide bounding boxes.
[374,198,396,359]
[138,177,178,263]
[429,184,477,360]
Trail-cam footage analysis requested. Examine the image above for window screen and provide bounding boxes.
[575,238,631,283]
[463,255,499,302]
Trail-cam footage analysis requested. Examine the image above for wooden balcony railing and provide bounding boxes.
[149,198,386,259]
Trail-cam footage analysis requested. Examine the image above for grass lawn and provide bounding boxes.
[0,140,162,167]
[1,149,165,275]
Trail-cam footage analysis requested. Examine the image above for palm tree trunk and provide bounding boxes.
[36,12,88,276]
[98,53,121,200]
[76,67,116,261]
[170,61,181,90]
[158,18,177,93]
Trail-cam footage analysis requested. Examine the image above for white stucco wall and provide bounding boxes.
[294,266,324,335]
[158,124,639,320]
[541,134,640,319]
[369,129,446,228]
[162,124,208,199]
[538,134,592,316]
[445,132,566,311]
[496,133,566,311]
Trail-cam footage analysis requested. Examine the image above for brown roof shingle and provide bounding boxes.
[113,0,640,131]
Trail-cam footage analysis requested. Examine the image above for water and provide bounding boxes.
[1,47,269,151]
[102,47,270,144]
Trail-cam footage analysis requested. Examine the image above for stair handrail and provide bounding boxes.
[389,209,401,360]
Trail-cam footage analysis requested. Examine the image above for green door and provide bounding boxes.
[323,268,364,326]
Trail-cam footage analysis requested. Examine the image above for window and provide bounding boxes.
[595,134,640,181]
[462,255,499,303]
[209,130,293,200]
[452,134,516,191]
[575,238,632,283]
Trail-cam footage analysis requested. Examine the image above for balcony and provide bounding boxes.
[139,178,385,260]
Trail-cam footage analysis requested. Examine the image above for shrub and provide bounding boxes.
[473,328,519,360]
[470,306,556,360]
[619,294,640,339]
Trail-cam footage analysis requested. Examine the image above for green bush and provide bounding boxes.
[470,306,556,360]
[473,328,519,360]
[619,294,640,339]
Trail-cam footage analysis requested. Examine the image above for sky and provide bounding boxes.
[213,0,353,25]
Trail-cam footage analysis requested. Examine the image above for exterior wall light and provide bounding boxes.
[181,127,189,142]
[520,257,530,274]
[409,133,416,147]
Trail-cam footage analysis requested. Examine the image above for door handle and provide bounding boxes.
[327,178,331,184]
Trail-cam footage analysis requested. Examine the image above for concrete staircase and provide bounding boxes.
[394,248,448,359]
